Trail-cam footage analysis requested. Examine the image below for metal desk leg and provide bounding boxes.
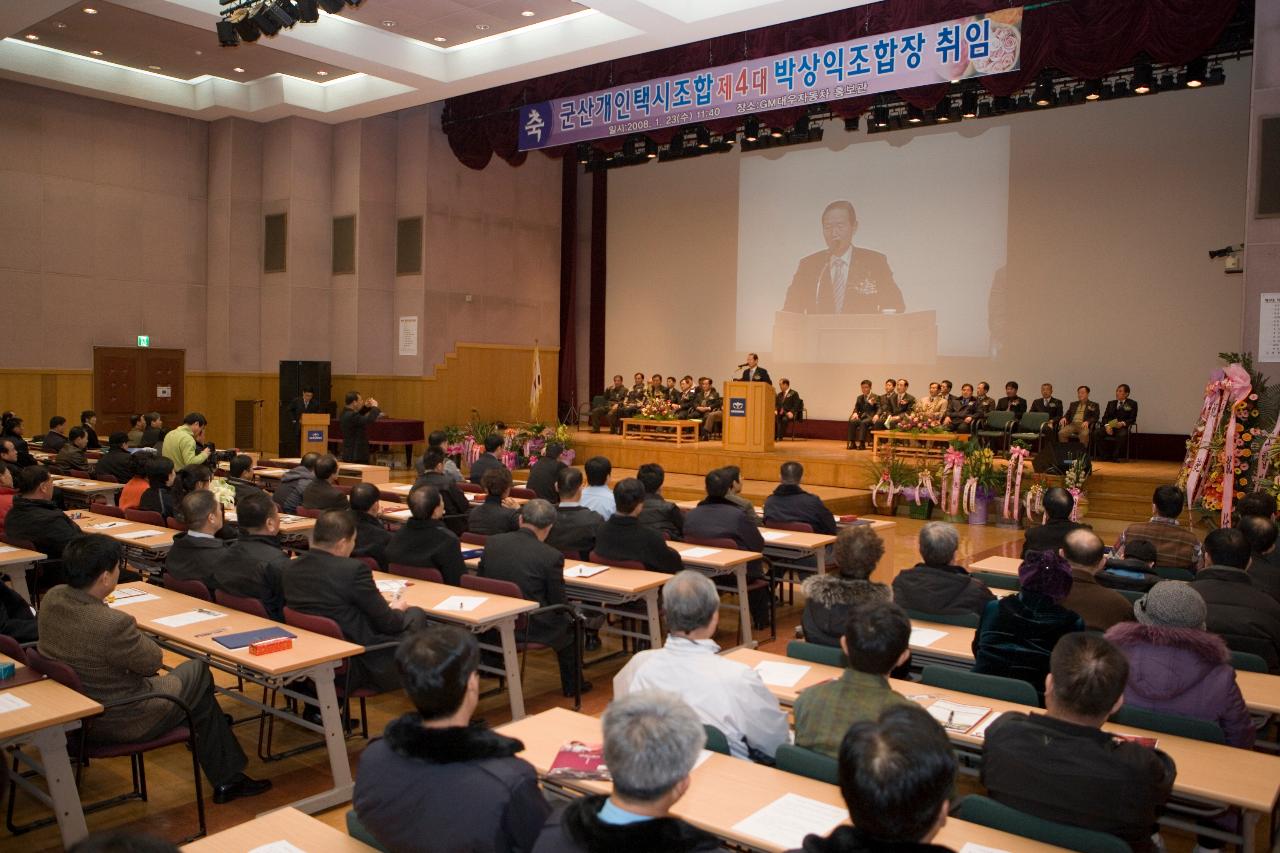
[814,547,826,576]
[497,621,526,720]
[285,662,354,813]
[735,566,753,648]
[31,725,88,848]
[1241,808,1258,853]
[642,591,662,648]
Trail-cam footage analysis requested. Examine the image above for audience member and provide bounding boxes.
[55,426,91,473]
[217,491,289,619]
[893,522,994,618]
[614,571,788,760]
[139,413,164,449]
[0,416,35,467]
[468,466,520,536]
[272,452,319,514]
[1116,485,1202,572]
[526,442,566,503]
[39,534,271,803]
[170,463,213,508]
[125,414,145,448]
[226,455,264,502]
[161,413,211,469]
[972,550,1084,694]
[467,433,505,485]
[1234,490,1277,521]
[533,691,719,853]
[801,524,891,647]
[1021,487,1085,557]
[94,432,133,483]
[415,430,463,483]
[1060,529,1133,631]
[1190,527,1280,671]
[591,478,682,573]
[0,437,21,481]
[163,490,229,593]
[355,627,550,853]
[80,410,100,449]
[720,466,762,526]
[763,461,837,535]
[0,465,13,529]
[579,456,616,520]
[1106,582,1254,748]
[385,485,467,586]
[794,600,913,758]
[43,415,68,451]
[350,482,392,569]
[0,494,37,639]
[412,448,470,534]
[137,456,178,519]
[301,454,349,512]
[685,467,770,628]
[117,450,153,511]
[282,510,428,691]
[982,633,1174,852]
[6,466,80,566]
[479,499,588,697]
[1238,514,1280,604]
[636,462,683,540]
[545,467,604,559]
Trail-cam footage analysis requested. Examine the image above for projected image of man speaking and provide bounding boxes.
[780,200,905,315]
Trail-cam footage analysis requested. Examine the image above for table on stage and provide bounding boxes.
[371,572,537,719]
[726,647,1280,853]
[669,540,760,648]
[498,707,1060,853]
[0,544,47,604]
[872,430,964,461]
[182,807,377,852]
[0,653,102,848]
[108,582,364,813]
[50,475,125,508]
[620,418,700,444]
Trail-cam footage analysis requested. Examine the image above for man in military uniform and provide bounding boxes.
[1058,385,1100,446]
[591,375,628,433]
[691,377,723,439]
[614,372,648,431]
[781,200,905,315]
[1095,384,1139,461]
[944,384,980,433]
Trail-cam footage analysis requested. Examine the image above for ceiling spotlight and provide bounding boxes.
[743,115,760,142]
[1084,79,1102,101]
[216,19,239,46]
[935,107,950,123]
[24,34,39,41]
[90,49,102,55]
[873,104,889,128]
[695,126,711,149]
[793,115,810,138]
[318,0,345,11]
[1206,64,1225,86]
[575,143,590,164]
[1033,78,1054,106]
[1185,58,1207,88]
[960,89,978,118]
[521,10,536,16]
[644,137,657,159]
[233,66,245,73]
[82,7,98,13]
[433,36,447,42]
[296,0,319,23]
[843,115,859,132]
[669,132,685,155]
[264,1,298,28]
[1133,62,1152,94]
[252,7,283,36]
[976,101,992,119]
[769,125,783,138]
[906,105,923,124]
[234,16,261,42]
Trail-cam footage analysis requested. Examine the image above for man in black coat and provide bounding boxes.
[525,442,566,503]
[774,379,803,440]
[762,461,837,535]
[467,466,520,536]
[636,463,683,541]
[1191,528,1280,671]
[350,482,392,570]
[282,510,428,691]
[684,468,769,627]
[286,388,323,434]
[385,485,467,586]
[217,492,290,620]
[42,416,68,452]
[893,522,995,618]
[1095,384,1139,461]
[339,391,381,464]
[1022,487,1086,557]
[781,200,905,315]
[225,454,265,503]
[467,433,505,485]
[996,380,1028,427]
[272,452,318,515]
[5,466,80,576]
[478,499,587,697]
[739,352,772,384]
[413,448,470,535]
[93,432,135,483]
[1029,383,1064,423]
[545,467,603,559]
[593,479,683,573]
[164,490,230,593]
[301,454,349,512]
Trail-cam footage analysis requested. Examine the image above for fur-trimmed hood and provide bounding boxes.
[544,795,722,853]
[383,714,525,764]
[1105,622,1231,701]
[802,574,890,607]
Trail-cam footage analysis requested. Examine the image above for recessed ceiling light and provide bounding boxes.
[233,67,245,73]
[24,34,39,41]
[433,36,447,42]
[381,19,396,27]
[194,50,203,55]
[148,65,161,70]
[521,10,535,16]
[54,22,68,29]
[316,70,328,76]
[475,23,490,30]
[82,6,97,13]
[90,49,102,55]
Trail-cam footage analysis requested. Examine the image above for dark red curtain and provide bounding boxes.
[441,0,1239,169]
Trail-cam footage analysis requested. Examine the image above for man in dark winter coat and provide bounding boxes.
[893,522,994,618]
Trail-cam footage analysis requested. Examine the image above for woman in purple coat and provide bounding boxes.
[1106,581,1255,748]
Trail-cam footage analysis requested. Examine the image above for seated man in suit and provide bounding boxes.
[93,432,134,483]
[690,377,722,439]
[1030,383,1064,424]
[883,378,917,428]
[301,454,349,512]
[1096,384,1139,462]
[1022,487,1086,557]
[80,410,100,450]
[350,482,392,570]
[126,413,146,448]
[217,491,290,620]
[996,380,1028,423]
[55,426,92,473]
[5,466,81,574]
[774,379,802,440]
[590,375,628,434]
[533,691,720,853]
[272,452,318,514]
[525,442,566,503]
[893,522,994,618]
[1060,529,1134,632]
[479,499,589,697]
[1240,515,1280,604]
[1191,527,1280,671]
[283,510,428,691]
[39,534,271,803]
[1115,485,1202,573]
[593,478,683,573]
[467,466,520,536]
[915,382,947,420]
[684,468,769,628]
[943,384,980,433]
[139,412,165,449]
[385,485,467,586]
[546,467,604,559]
[982,633,1175,852]
[614,571,788,761]
[164,490,230,592]
[225,454,264,502]
[0,438,22,482]
[356,627,551,853]
[673,375,698,418]
[1058,385,1100,446]
[740,353,771,384]
[763,461,837,535]
[975,381,997,417]
[416,430,463,483]
[794,599,913,758]
[636,463,683,541]
[413,447,469,534]
[847,379,881,450]
[618,373,648,425]
[467,433,505,485]
[43,415,68,452]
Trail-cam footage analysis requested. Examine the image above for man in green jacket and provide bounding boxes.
[162,412,211,469]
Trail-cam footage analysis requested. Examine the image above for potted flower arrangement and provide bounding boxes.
[635,397,679,421]
[892,412,945,434]
[1063,454,1091,521]
[898,462,940,520]
[960,443,1002,525]
[866,457,916,516]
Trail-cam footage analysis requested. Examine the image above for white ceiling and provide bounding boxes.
[0,0,879,124]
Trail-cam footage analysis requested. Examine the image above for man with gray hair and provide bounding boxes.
[532,691,721,852]
[479,499,589,697]
[613,571,788,760]
[892,521,994,618]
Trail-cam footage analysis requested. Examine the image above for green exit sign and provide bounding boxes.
[136,335,150,348]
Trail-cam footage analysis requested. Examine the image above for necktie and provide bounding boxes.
[831,257,848,312]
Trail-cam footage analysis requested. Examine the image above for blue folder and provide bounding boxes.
[213,626,296,650]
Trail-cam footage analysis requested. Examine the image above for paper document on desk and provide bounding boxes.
[564,564,607,579]
[248,842,307,853]
[679,546,719,558]
[376,579,408,595]
[760,530,790,541]
[927,699,991,733]
[0,692,32,714]
[909,627,948,647]
[107,587,162,607]
[693,749,713,770]
[432,596,487,612]
[118,529,164,540]
[278,515,305,523]
[959,844,1011,853]
[153,609,225,628]
[731,793,846,850]
[753,660,810,688]
[969,711,1004,739]
[89,521,128,530]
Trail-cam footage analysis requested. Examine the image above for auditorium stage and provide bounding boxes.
[569,433,1184,524]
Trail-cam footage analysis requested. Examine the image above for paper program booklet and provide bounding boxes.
[547,741,611,781]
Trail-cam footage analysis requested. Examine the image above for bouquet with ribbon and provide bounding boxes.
[1003,444,1032,522]
[940,446,966,515]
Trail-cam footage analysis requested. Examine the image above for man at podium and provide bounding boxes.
[738,353,772,384]
[780,200,904,315]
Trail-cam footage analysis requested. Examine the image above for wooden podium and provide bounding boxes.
[722,380,774,453]
[299,414,329,457]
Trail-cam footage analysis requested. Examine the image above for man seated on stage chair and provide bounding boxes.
[414,448,469,534]
[614,570,788,761]
[547,467,605,559]
[673,375,698,418]
[468,466,520,536]
[301,453,349,512]
[942,383,980,433]
[590,375,628,433]
[975,381,997,418]
[385,484,467,586]
[593,478,683,573]
[940,379,957,409]
[893,522,994,618]
[533,691,721,853]
[847,379,880,450]
[647,373,668,400]
[774,378,803,440]
[218,491,290,620]
[884,378,916,428]
[915,382,947,420]
[617,372,648,425]
[796,705,958,853]
[982,633,1175,852]
[164,490,230,593]
[794,599,913,759]
[467,433,505,485]
[1030,382,1064,423]
[685,468,770,629]
[283,510,428,692]
[996,380,1028,422]
[637,463,684,541]
[691,377,723,439]
[1096,384,1139,462]
[763,461,837,535]
[1058,385,1100,446]
[665,375,679,401]
[350,482,392,570]
[355,626,551,853]
[479,499,590,697]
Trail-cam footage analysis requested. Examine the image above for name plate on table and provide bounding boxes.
[729,398,746,417]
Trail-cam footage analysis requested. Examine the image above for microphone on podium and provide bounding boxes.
[736,362,749,369]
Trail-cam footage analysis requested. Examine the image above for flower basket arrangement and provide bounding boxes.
[892,412,946,434]
[445,416,576,472]
[999,442,1033,527]
[899,464,939,519]
[867,457,917,515]
[634,397,681,421]
[1063,454,1091,521]
[957,442,1002,525]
